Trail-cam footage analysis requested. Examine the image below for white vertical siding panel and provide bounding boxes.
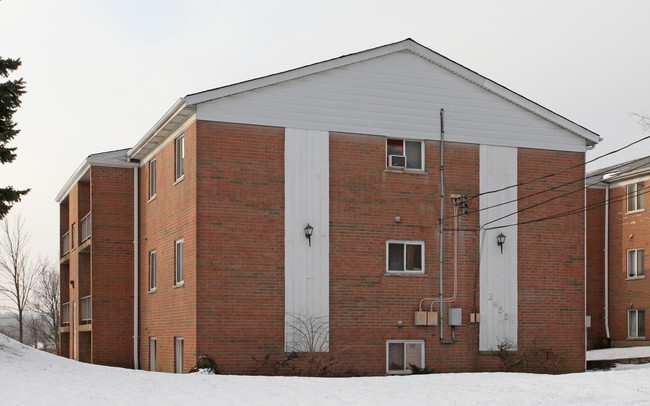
[285,128,329,351]
[479,145,518,351]
[197,51,586,152]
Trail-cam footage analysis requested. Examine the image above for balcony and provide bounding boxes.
[61,302,70,333]
[81,296,91,322]
[81,212,91,243]
[61,232,70,256]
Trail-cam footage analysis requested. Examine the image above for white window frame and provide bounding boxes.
[627,182,644,213]
[175,337,184,374]
[627,249,645,278]
[386,340,425,374]
[175,134,185,181]
[175,239,184,285]
[149,337,156,371]
[628,309,646,338]
[386,240,425,274]
[149,250,157,291]
[149,158,157,199]
[386,138,424,171]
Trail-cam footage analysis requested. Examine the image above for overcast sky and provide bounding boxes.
[1,0,649,259]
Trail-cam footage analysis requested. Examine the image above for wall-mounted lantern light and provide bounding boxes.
[496,233,506,254]
[304,223,314,247]
[70,280,75,288]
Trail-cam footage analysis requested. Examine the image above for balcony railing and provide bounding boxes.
[62,302,70,325]
[80,212,91,243]
[61,232,70,256]
[81,296,91,322]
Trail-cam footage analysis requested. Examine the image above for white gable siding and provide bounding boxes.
[479,145,518,351]
[197,51,585,152]
[284,128,330,352]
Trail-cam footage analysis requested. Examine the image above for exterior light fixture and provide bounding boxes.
[70,280,74,288]
[496,233,506,254]
[304,223,314,247]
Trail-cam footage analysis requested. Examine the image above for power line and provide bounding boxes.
[479,158,650,229]
[467,134,650,201]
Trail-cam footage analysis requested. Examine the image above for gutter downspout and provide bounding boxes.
[439,108,445,340]
[133,166,139,369]
[584,179,587,367]
[604,184,611,345]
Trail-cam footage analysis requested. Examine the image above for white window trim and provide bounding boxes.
[149,250,157,291]
[626,182,645,213]
[386,340,425,374]
[627,248,645,279]
[175,134,185,182]
[386,240,425,274]
[175,239,184,285]
[385,138,425,171]
[628,309,645,339]
[148,158,157,200]
[175,337,184,374]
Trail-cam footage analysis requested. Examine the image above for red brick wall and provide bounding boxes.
[606,183,650,345]
[194,121,285,373]
[139,123,197,373]
[586,187,607,348]
[90,166,134,367]
[517,148,586,372]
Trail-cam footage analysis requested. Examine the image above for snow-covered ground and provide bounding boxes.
[3,334,650,406]
[587,345,650,361]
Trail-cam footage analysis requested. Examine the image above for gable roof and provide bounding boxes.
[587,156,650,186]
[128,38,601,161]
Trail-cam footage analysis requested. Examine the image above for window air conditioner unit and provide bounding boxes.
[388,155,406,168]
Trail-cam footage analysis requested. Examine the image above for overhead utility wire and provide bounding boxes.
[467,134,650,201]
[480,157,650,229]
[444,153,650,222]
[482,185,646,231]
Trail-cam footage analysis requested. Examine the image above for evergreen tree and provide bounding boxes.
[0,57,29,219]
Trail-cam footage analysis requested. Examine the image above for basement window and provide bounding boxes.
[627,249,644,278]
[628,309,646,339]
[386,139,423,170]
[386,340,425,374]
[627,182,644,213]
[387,241,424,274]
[175,337,184,374]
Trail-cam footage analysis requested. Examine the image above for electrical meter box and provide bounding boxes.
[448,308,462,326]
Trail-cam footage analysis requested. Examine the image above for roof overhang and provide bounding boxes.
[55,151,139,203]
[127,99,196,161]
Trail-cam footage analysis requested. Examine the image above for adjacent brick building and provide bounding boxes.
[586,157,650,349]
[57,39,601,374]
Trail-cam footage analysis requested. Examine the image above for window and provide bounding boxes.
[628,309,646,338]
[149,158,157,198]
[71,223,76,249]
[386,139,423,170]
[175,239,184,285]
[387,241,424,273]
[175,134,185,181]
[627,182,644,212]
[386,340,425,374]
[175,337,184,374]
[149,251,157,291]
[149,337,156,371]
[627,249,645,278]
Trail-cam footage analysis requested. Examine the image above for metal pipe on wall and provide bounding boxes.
[439,108,445,340]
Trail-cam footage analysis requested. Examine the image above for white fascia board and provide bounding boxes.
[140,113,196,165]
[55,158,139,203]
[185,38,600,147]
[128,98,188,160]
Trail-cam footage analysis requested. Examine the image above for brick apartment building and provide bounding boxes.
[587,157,650,350]
[56,39,601,375]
